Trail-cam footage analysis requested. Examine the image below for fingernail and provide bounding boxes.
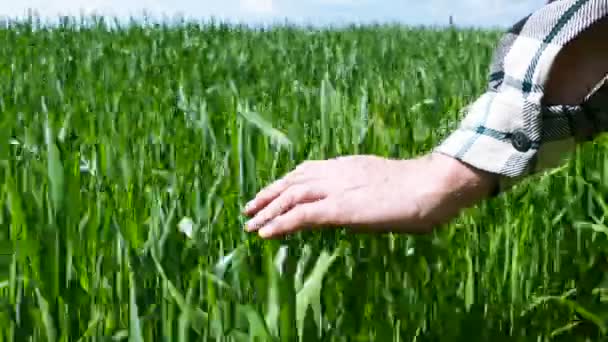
[244,200,254,211]
[259,228,271,238]
[258,222,275,238]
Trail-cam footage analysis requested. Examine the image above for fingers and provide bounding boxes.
[256,199,338,238]
[242,159,339,239]
[242,161,325,216]
[242,178,289,216]
[245,185,325,232]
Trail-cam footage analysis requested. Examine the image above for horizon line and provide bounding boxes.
[0,9,512,31]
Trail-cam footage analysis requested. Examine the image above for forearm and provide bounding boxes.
[411,152,497,228]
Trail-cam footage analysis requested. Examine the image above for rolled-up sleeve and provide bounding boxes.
[435,0,608,193]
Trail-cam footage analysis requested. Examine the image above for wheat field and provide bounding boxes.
[1,17,608,341]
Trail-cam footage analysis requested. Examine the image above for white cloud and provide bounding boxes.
[240,0,275,15]
[310,0,366,5]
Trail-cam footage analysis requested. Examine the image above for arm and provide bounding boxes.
[435,4,608,196]
[244,1,608,239]
[439,14,608,208]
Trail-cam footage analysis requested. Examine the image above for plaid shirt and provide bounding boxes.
[435,0,608,194]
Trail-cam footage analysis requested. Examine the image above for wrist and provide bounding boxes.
[420,152,499,225]
[433,152,498,200]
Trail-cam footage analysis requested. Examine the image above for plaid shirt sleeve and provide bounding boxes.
[434,0,608,194]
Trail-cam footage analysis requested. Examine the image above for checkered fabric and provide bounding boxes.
[435,0,608,194]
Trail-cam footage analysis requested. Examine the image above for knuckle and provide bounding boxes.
[302,204,322,224]
[283,191,296,207]
[295,184,312,198]
[294,207,311,224]
[262,180,284,196]
[285,185,309,202]
[295,161,311,172]
[276,187,302,213]
[321,201,340,224]
[281,175,294,186]
[256,186,272,198]
[285,170,306,185]
[297,160,321,172]
[258,211,272,224]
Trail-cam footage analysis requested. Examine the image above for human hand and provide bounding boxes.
[242,153,496,239]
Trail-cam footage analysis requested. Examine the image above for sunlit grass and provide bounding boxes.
[1,16,607,341]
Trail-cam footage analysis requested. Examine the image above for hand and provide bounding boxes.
[242,153,496,239]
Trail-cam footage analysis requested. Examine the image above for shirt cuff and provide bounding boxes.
[435,78,608,195]
[435,91,578,195]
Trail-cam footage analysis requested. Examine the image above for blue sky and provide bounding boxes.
[0,0,547,28]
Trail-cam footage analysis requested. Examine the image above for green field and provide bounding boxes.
[1,17,608,341]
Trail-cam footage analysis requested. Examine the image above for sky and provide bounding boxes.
[0,0,548,28]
